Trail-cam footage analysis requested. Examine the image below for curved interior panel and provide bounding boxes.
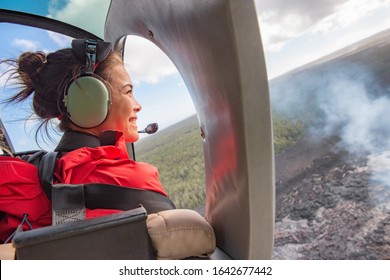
[105,0,275,259]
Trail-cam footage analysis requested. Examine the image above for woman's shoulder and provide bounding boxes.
[0,155,39,183]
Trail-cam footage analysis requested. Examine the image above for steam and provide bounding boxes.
[270,62,390,186]
[367,151,390,187]
[317,76,390,154]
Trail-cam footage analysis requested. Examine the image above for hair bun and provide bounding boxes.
[18,51,47,85]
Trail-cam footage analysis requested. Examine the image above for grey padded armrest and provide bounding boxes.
[13,206,155,260]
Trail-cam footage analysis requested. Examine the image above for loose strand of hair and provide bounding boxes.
[0,61,34,104]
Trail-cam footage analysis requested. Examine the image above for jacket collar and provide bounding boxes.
[55,130,122,152]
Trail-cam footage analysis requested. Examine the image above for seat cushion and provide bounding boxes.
[146,209,216,260]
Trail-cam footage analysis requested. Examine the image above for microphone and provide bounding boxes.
[138,123,159,134]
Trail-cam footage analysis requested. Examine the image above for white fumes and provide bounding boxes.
[318,78,390,154]
[270,63,390,187]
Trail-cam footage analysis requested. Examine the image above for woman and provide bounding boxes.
[0,39,215,259]
[0,39,170,236]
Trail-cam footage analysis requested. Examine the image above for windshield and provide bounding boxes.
[0,0,110,38]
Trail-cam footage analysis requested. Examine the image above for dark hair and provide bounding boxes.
[0,48,123,143]
[0,127,12,155]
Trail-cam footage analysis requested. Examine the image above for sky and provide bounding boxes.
[0,0,390,152]
[255,0,390,78]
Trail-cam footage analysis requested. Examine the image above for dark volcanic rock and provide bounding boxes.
[273,136,390,259]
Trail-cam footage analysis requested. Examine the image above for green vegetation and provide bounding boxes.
[135,114,304,209]
[272,112,305,152]
[135,116,205,209]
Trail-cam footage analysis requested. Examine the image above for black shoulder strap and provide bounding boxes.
[38,152,175,215]
[25,150,48,166]
[38,151,59,199]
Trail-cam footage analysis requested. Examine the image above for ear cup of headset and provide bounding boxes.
[65,75,111,128]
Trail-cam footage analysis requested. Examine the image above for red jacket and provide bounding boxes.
[0,133,166,242]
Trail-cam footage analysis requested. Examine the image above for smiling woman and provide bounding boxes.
[1,0,276,261]
[0,34,219,260]
[0,24,196,152]
[0,37,173,240]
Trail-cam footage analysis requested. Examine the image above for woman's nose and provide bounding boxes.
[134,99,142,112]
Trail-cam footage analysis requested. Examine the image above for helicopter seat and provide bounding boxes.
[147,209,216,260]
[1,130,216,259]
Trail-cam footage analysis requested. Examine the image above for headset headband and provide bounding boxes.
[71,39,113,73]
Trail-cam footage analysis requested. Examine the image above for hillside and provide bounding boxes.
[271,28,390,259]
[135,116,206,209]
[269,29,390,157]
[274,28,390,89]
[135,111,304,209]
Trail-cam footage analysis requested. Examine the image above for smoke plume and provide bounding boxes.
[270,58,390,186]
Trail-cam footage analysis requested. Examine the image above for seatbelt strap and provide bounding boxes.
[84,183,176,213]
[38,152,175,225]
[38,151,58,199]
[36,151,86,225]
[51,184,86,225]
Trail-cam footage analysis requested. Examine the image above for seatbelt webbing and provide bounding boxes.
[52,184,86,225]
[38,152,175,224]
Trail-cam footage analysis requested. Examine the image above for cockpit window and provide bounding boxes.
[0,0,110,38]
[123,35,205,209]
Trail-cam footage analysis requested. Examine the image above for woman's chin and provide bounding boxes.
[125,132,139,143]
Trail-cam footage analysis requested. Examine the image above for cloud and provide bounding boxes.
[123,36,178,85]
[46,31,72,48]
[313,0,390,34]
[47,0,178,85]
[255,0,343,51]
[11,39,41,52]
[255,0,390,52]
[47,0,110,38]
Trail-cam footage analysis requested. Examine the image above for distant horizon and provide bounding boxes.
[142,26,390,138]
[267,27,390,80]
[139,25,390,142]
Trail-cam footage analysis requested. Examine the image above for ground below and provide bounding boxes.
[273,136,390,259]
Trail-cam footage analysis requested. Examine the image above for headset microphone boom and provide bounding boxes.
[138,123,158,134]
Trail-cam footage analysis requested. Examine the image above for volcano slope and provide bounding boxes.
[270,29,390,260]
[272,135,390,259]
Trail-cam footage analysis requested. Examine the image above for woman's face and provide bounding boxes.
[99,65,142,142]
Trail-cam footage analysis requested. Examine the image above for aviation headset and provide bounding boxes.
[60,39,113,128]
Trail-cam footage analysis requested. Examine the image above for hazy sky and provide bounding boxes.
[0,0,389,151]
[255,0,390,77]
